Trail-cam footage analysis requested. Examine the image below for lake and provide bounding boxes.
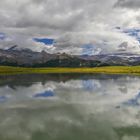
[0,73,140,140]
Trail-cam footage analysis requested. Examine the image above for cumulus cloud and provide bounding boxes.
[0,0,140,54]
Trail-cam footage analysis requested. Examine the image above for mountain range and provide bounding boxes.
[0,46,140,67]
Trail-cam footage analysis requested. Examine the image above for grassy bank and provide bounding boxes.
[0,66,140,75]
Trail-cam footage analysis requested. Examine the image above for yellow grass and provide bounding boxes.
[1,66,140,75]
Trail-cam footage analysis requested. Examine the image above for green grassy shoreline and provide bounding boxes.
[0,66,140,75]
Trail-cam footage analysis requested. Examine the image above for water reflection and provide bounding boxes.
[0,74,140,140]
[123,92,140,106]
[34,90,55,98]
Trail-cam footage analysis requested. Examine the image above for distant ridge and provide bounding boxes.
[0,46,140,67]
[7,45,18,51]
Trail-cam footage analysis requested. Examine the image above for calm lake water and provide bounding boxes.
[0,73,140,140]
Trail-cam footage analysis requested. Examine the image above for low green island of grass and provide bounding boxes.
[0,66,140,75]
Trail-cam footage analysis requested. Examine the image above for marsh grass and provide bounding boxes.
[0,66,140,75]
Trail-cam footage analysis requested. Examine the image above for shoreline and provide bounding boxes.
[0,66,140,75]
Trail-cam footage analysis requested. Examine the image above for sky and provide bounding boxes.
[0,0,140,55]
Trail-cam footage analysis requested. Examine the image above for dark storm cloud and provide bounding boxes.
[115,0,140,9]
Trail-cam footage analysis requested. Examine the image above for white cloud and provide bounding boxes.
[0,0,140,54]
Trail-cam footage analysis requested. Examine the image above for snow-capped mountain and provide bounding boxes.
[0,46,140,67]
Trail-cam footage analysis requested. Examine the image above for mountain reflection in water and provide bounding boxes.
[0,74,140,140]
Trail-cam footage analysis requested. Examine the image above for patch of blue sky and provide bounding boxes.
[34,38,54,45]
[123,29,140,37]
[81,44,95,55]
[116,27,140,43]
[0,33,6,40]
